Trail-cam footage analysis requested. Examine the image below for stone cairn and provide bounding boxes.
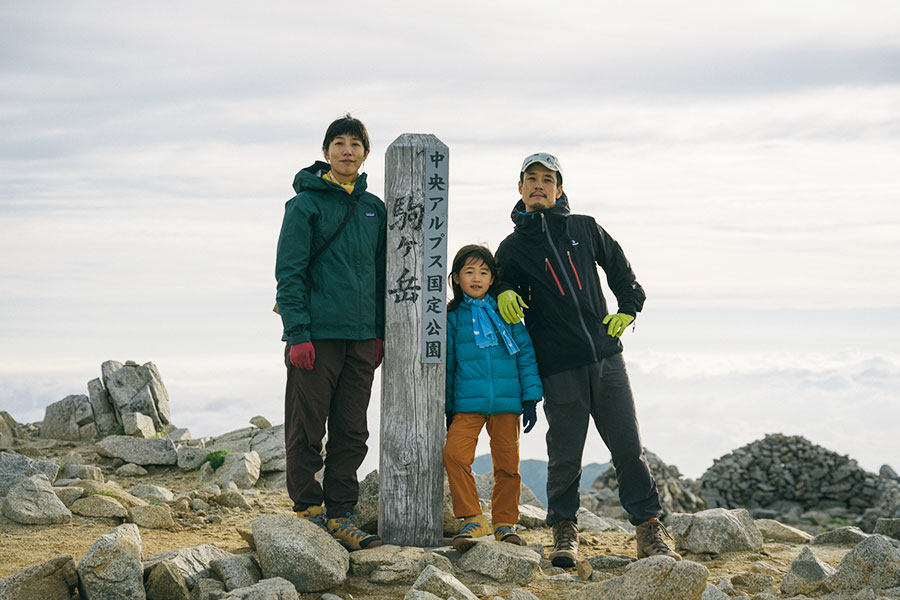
[699,433,893,530]
[581,449,707,521]
[39,359,174,442]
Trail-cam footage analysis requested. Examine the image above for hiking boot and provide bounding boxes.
[327,513,382,551]
[295,505,327,529]
[493,522,524,546]
[635,517,682,560]
[549,519,578,568]
[452,514,491,552]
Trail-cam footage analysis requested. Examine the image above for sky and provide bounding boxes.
[1,1,899,481]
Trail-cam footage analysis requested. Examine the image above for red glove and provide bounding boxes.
[375,338,384,368]
[289,342,315,370]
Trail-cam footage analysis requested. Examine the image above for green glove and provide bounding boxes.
[602,313,634,337]
[498,290,529,324]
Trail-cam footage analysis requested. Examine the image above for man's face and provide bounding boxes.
[518,164,563,212]
[323,134,369,181]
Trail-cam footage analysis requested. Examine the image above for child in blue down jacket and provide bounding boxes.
[443,244,543,552]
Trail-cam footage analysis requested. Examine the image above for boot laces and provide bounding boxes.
[298,508,327,528]
[554,521,577,545]
[642,519,674,552]
[458,520,482,536]
[332,514,367,541]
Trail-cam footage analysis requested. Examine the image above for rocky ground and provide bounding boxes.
[0,437,859,599]
[4,358,899,599]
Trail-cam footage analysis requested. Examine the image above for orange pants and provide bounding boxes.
[442,412,521,524]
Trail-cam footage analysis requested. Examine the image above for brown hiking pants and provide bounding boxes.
[284,339,376,517]
[443,412,521,525]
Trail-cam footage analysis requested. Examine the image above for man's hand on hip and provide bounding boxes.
[289,342,315,370]
[498,290,528,324]
[602,313,634,337]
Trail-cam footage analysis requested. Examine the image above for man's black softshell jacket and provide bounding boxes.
[495,194,646,378]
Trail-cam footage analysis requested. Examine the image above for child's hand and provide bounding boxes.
[522,401,538,433]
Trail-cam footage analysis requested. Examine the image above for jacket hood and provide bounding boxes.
[292,160,369,196]
[510,192,571,231]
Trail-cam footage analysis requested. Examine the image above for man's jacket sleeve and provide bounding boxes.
[512,322,543,404]
[275,198,313,345]
[495,240,525,296]
[445,313,456,414]
[592,221,646,317]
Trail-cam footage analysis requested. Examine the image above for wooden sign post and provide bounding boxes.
[380,134,449,546]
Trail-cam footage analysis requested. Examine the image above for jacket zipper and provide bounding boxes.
[545,258,565,296]
[486,344,494,413]
[567,251,583,290]
[541,213,599,363]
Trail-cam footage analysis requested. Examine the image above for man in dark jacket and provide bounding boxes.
[495,153,679,566]
[275,115,386,551]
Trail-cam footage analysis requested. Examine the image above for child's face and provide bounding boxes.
[452,257,494,300]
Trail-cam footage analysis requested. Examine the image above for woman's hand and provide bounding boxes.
[289,342,315,370]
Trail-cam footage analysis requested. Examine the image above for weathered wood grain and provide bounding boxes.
[379,134,447,546]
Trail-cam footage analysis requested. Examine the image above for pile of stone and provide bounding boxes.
[38,360,175,442]
[581,449,707,521]
[3,359,288,491]
[699,434,892,531]
[0,361,288,531]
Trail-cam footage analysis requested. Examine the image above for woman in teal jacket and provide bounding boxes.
[443,244,543,552]
[275,114,385,552]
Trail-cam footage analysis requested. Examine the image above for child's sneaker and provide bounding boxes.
[493,522,524,545]
[327,513,382,551]
[295,505,327,530]
[452,514,491,552]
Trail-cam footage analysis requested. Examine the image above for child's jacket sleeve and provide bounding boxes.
[511,321,543,403]
[445,311,456,414]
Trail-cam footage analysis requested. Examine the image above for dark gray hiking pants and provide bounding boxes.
[542,352,661,526]
[284,339,376,517]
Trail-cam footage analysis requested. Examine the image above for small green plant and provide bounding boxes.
[829,516,851,526]
[115,424,125,436]
[149,499,163,506]
[85,490,117,498]
[203,449,229,471]
[152,430,167,439]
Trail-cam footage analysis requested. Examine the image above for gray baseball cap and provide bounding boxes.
[520,152,562,176]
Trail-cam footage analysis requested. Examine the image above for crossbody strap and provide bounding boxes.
[307,195,360,276]
[273,195,360,314]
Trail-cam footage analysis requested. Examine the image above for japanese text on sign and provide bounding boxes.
[421,148,449,363]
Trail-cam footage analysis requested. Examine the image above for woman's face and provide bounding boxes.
[323,134,369,181]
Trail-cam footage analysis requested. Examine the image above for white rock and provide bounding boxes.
[1,474,72,525]
[123,412,156,438]
[668,508,763,555]
[77,524,144,600]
